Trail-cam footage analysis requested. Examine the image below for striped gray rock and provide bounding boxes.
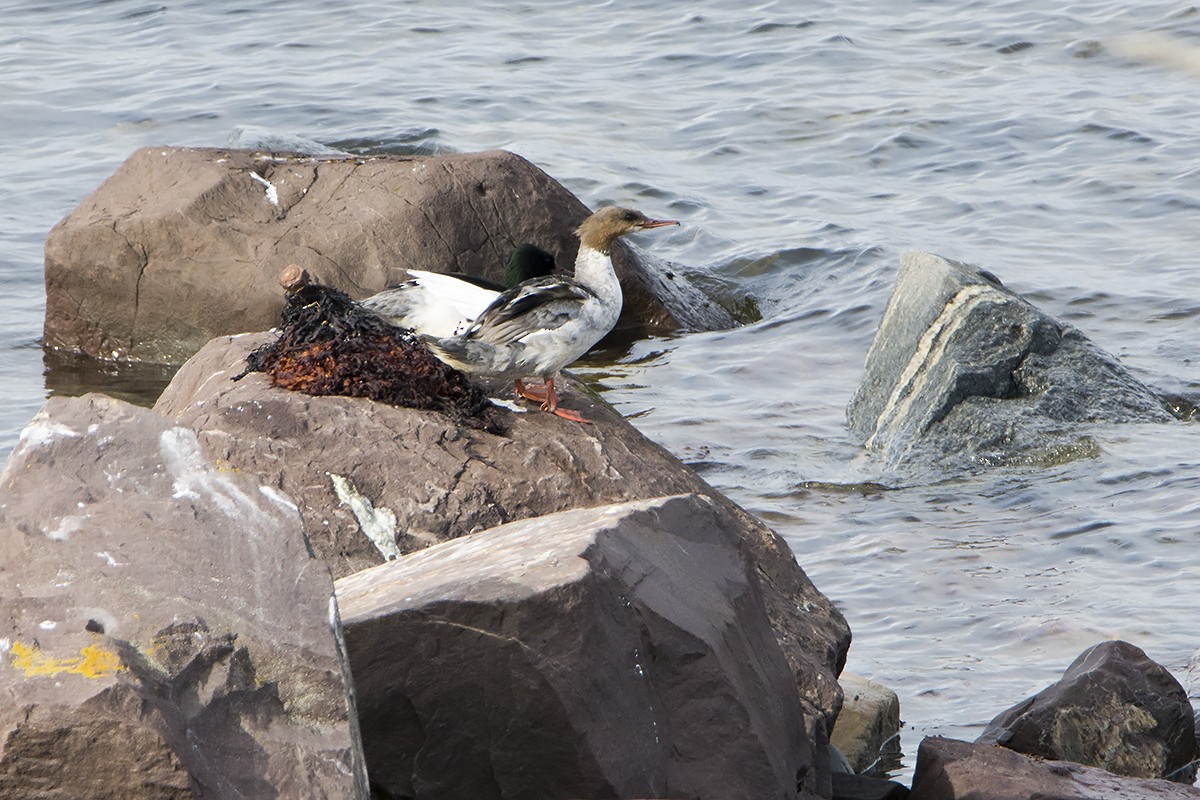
[848,252,1172,470]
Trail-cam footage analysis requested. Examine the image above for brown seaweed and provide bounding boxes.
[238,266,505,433]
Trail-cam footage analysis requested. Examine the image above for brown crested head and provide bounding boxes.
[575,206,679,253]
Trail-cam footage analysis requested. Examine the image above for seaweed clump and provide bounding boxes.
[240,266,505,433]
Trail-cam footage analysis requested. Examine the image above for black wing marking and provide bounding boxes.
[464,278,594,344]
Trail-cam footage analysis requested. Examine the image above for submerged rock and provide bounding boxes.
[0,395,367,799]
[909,736,1200,800]
[978,640,1197,782]
[337,494,819,800]
[43,146,736,363]
[847,252,1173,470]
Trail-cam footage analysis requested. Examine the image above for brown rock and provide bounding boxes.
[337,494,818,800]
[44,146,735,363]
[0,395,368,799]
[831,672,902,774]
[153,331,850,737]
[909,736,1200,800]
[978,640,1197,781]
[832,772,910,800]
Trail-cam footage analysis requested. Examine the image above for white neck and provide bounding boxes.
[574,245,622,306]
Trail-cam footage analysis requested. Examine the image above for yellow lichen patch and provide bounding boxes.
[8,640,125,679]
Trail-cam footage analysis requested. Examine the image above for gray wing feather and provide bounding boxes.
[465,279,593,345]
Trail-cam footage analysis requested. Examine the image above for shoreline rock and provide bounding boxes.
[337,494,817,799]
[832,672,902,775]
[909,737,1200,800]
[43,147,737,364]
[0,395,367,798]
[153,332,852,738]
[978,640,1197,782]
[847,252,1174,472]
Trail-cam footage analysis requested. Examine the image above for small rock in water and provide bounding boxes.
[977,640,1198,782]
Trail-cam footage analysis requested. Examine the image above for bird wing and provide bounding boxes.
[404,270,501,321]
[464,278,594,346]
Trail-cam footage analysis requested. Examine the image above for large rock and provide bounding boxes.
[847,252,1173,470]
[978,640,1197,781]
[153,332,851,739]
[0,395,367,798]
[909,736,1200,800]
[44,146,735,363]
[336,494,819,800]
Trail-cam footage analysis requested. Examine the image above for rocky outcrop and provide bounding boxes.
[978,640,1197,781]
[831,673,902,774]
[43,146,736,363]
[909,737,1200,799]
[153,332,851,738]
[336,494,818,800]
[847,252,1173,471]
[0,395,367,799]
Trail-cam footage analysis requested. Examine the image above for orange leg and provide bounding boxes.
[514,377,549,403]
[539,375,591,424]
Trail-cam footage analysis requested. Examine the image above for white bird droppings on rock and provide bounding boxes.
[17,415,81,452]
[329,473,401,561]
[44,515,86,541]
[249,171,279,206]
[259,485,299,514]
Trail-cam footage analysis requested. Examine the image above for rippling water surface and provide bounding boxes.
[4,0,1199,780]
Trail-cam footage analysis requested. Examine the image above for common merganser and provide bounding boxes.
[359,243,556,337]
[420,206,679,422]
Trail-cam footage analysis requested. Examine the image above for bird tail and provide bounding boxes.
[419,334,500,375]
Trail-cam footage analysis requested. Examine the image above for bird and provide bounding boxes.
[358,243,557,337]
[420,206,679,422]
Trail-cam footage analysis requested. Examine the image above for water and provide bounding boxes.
[4,0,1199,781]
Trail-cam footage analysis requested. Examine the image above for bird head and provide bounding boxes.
[576,206,679,253]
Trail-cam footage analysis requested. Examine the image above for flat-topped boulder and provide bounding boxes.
[0,395,367,798]
[848,252,1174,471]
[153,331,851,752]
[337,494,819,799]
[43,146,736,363]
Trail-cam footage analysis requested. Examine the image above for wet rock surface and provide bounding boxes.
[0,395,367,799]
[154,332,851,739]
[909,736,1200,800]
[978,640,1198,782]
[43,146,736,363]
[337,494,818,800]
[847,252,1173,471]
